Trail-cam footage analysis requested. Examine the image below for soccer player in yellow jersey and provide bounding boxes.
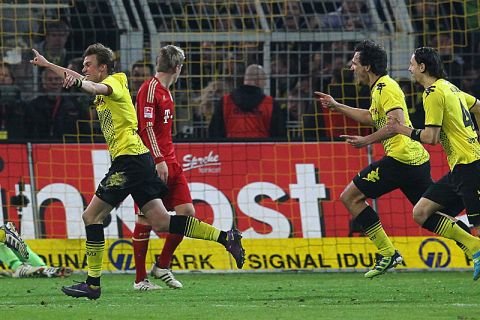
[387,47,480,280]
[30,43,245,300]
[315,40,471,278]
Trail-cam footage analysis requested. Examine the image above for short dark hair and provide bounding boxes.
[354,40,387,76]
[413,47,447,79]
[83,43,115,74]
[131,61,154,74]
[45,20,70,33]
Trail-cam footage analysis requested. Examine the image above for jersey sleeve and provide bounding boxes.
[101,75,123,100]
[463,91,478,110]
[423,90,444,127]
[382,86,405,113]
[135,83,164,163]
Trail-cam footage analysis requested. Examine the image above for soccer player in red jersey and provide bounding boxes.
[132,45,194,290]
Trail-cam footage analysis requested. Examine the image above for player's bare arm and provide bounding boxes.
[63,73,111,96]
[386,115,440,145]
[314,91,373,126]
[30,48,82,79]
[340,108,405,148]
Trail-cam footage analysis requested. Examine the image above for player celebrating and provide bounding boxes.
[315,40,470,278]
[386,47,480,280]
[132,45,193,291]
[30,43,245,300]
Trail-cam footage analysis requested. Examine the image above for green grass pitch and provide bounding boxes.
[1,272,479,320]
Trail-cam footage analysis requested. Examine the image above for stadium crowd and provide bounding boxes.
[0,0,479,142]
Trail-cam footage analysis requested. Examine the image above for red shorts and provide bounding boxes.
[136,161,192,214]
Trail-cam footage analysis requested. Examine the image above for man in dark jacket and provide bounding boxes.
[208,64,286,138]
[25,69,79,141]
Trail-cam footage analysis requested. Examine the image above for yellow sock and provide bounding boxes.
[184,217,221,241]
[435,218,480,257]
[86,240,105,278]
[364,221,395,257]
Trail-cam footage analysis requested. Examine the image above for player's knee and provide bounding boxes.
[339,189,351,206]
[82,211,92,225]
[340,187,362,209]
[174,203,195,217]
[179,208,195,217]
[150,218,169,233]
[412,205,428,225]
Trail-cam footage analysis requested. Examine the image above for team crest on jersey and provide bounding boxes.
[425,86,436,96]
[144,107,153,118]
[376,83,386,94]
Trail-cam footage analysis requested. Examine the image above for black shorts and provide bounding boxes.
[423,160,480,226]
[95,152,168,209]
[353,156,432,205]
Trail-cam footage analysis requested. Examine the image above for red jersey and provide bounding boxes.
[136,77,176,164]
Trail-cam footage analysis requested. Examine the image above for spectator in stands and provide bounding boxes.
[13,20,72,101]
[0,63,25,140]
[69,1,119,54]
[409,1,448,37]
[287,87,306,122]
[189,41,225,90]
[25,69,79,141]
[429,34,464,85]
[67,57,101,140]
[323,1,371,30]
[271,54,291,98]
[314,67,370,139]
[191,80,232,138]
[460,67,478,96]
[276,1,308,30]
[36,20,71,68]
[310,52,330,91]
[209,64,286,138]
[129,61,154,99]
[67,57,84,73]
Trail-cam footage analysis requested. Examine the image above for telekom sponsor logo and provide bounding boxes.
[182,150,221,173]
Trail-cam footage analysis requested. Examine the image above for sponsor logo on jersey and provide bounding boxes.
[362,167,380,182]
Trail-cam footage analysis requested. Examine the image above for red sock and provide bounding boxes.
[157,233,184,269]
[132,222,152,283]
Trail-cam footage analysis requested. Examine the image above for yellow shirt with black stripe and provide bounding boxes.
[94,73,150,160]
[370,75,429,165]
[423,79,480,170]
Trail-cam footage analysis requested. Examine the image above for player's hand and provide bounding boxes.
[340,134,369,148]
[386,115,401,134]
[314,91,338,111]
[63,72,82,89]
[155,161,168,183]
[30,49,50,67]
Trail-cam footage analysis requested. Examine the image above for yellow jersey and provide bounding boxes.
[94,73,150,160]
[370,75,429,165]
[423,79,480,170]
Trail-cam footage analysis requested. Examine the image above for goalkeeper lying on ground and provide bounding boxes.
[0,222,72,278]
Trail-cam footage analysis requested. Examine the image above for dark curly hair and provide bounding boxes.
[354,40,387,76]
